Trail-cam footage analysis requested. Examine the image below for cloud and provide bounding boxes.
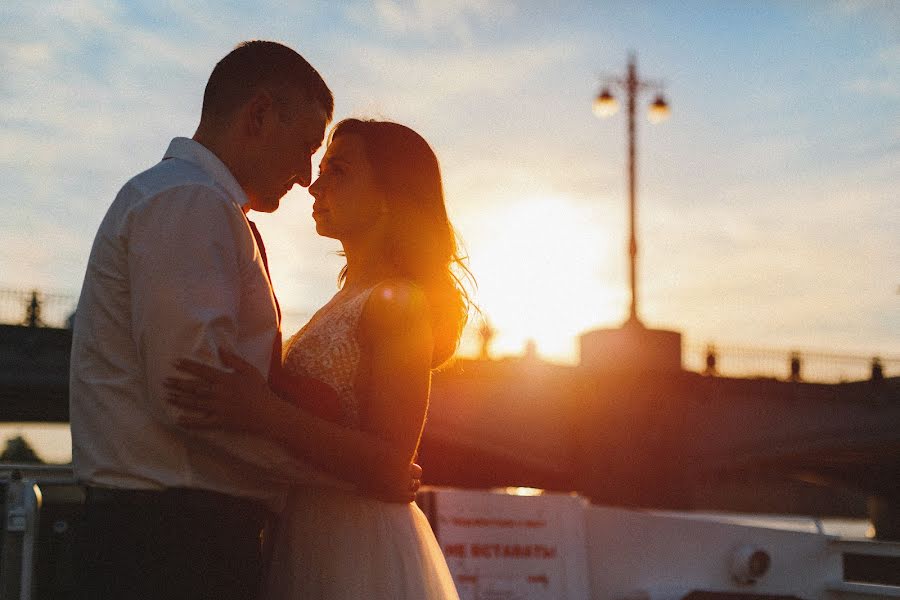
[879,43,900,65]
[345,0,516,43]
[0,3,218,294]
[636,161,899,355]
[5,41,53,67]
[42,0,121,32]
[830,0,900,18]
[0,6,210,162]
[840,41,900,100]
[335,38,577,117]
[1,2,897,363]
[846,76,900,99]
[823,0,900,35]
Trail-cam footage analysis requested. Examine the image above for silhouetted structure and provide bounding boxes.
[872,357,884,382]
[25,291,43,328]
[790,352,802,382]
[593,52,669,327]
[0,325,70,422]
[478,318,496,360]
[704,344,718,376]
[580,319,682,374]
[0,435,44,464]
[420,348,900,540]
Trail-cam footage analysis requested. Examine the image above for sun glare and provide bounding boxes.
[460,195,623,363]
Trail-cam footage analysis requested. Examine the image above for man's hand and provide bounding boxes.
[359,461,423,504]
[409,462,423,497]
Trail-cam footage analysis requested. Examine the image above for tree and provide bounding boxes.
[0,435,45,463]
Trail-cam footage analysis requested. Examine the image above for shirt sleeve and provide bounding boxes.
[126,184,353,488]
[128,184,245,422]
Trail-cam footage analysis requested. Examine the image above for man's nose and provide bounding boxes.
[295,160,313,188]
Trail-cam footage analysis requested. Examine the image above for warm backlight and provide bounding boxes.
[463,195,622,362]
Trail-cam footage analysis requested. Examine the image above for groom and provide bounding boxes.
[69,41,415,600]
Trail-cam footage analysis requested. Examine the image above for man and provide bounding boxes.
[69,41,416,600]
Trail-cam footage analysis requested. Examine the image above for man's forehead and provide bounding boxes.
[293,98,328,134]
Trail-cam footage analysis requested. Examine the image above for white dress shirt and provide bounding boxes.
[70,137,343,509]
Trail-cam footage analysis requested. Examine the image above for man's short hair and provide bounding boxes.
[201,40,334,125]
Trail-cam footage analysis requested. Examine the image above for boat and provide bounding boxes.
[3,464,899,599]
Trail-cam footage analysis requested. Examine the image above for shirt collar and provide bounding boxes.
[163,137,249,209]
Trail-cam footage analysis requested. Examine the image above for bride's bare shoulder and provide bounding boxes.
[360,279,431,336]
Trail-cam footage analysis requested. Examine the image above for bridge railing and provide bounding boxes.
[0,289,77,329]
[0,287,313,333]
[2,287,896,384]
[684,341,899,383]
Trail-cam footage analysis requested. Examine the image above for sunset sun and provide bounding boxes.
[460,195,624,363]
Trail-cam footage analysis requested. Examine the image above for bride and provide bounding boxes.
[165,118,471,599]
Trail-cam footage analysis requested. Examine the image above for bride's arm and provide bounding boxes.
[241,281,434,495]
[354,280,433,466]
[238,383,419,500]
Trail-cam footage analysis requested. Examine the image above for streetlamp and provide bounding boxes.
[594,52,669,327]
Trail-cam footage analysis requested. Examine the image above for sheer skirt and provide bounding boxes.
[263,486,459,600]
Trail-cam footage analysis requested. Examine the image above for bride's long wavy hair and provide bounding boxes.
[331,119,474,367]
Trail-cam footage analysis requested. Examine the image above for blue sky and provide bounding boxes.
[1,0,898,368]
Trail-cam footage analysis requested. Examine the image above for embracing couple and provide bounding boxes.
[69,40,468,599]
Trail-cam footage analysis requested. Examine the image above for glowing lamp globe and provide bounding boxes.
[648,94,670,123]
[593,89,618,118]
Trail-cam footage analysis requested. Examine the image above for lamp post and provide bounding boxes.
[594,52,669,327]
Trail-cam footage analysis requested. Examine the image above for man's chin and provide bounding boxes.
[249,197,280,213]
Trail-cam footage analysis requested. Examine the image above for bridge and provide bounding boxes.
[417,326,899,540]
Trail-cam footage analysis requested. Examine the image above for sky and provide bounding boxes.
[1,0,898,373]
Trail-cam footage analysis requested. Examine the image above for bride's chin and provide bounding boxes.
[314,223,338,239]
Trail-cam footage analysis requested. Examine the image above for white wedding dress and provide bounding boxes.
[262,285,460,600]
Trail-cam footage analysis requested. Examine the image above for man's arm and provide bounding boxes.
[129,186,244,420]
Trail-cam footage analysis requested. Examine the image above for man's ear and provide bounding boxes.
[243,89,274,136]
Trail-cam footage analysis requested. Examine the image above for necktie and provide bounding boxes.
[247,219,341,419]
[246,219,283,381]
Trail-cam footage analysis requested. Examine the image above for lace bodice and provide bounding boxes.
[281,286,376,429]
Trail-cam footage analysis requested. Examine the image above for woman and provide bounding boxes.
[165,119,472,599]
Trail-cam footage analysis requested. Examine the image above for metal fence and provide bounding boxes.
[1,287,896,384]
[0,288,314,333]
[683,342,898,383]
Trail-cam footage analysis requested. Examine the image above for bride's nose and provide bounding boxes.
[308,175,323,198]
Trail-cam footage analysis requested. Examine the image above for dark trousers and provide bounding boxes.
[72,487,272,600]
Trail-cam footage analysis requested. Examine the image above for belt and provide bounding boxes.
[84,486,271,519]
